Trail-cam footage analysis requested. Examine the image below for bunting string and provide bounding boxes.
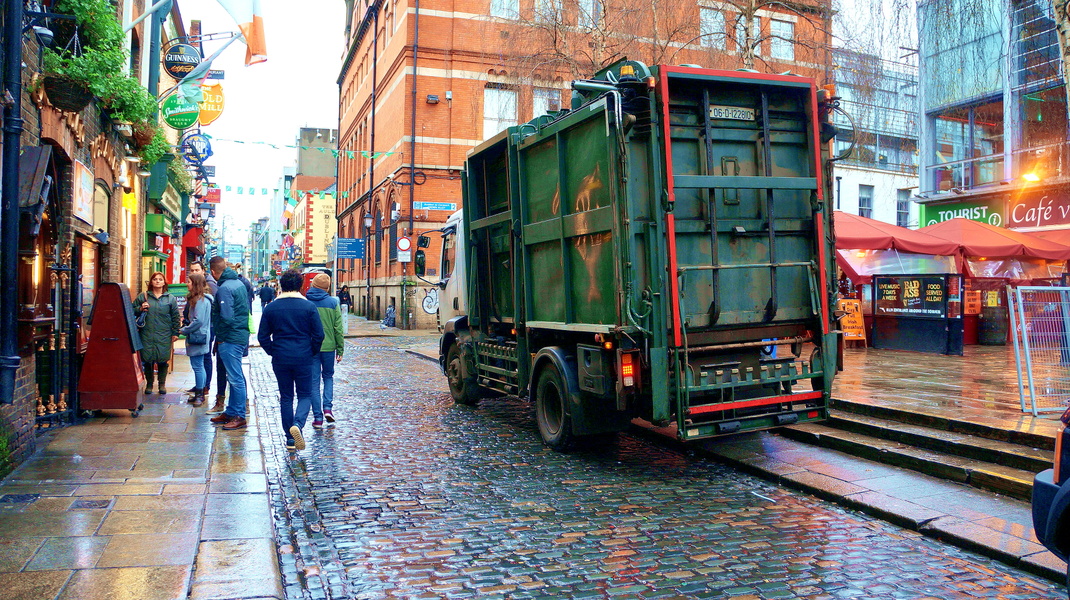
[208,136,399,160]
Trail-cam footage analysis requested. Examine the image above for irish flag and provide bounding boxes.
[216,0,267,65]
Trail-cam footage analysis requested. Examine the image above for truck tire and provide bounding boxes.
[535,363,574,451]
[446,344,480,406]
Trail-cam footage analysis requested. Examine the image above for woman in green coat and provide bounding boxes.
[134,272,180,394]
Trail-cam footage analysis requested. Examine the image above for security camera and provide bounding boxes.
[33,26,54,48]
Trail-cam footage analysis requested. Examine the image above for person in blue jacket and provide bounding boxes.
[305,273,345,427]
[180,273,212,406]
[257,269,324,451]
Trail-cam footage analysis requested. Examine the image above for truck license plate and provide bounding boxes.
[709,105,755,121]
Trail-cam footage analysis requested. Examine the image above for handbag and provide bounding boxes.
[134,294,147,329]
[188,330,208,345]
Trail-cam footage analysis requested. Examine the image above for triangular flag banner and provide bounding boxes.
[225,186,232,191]
[237,187,244,194]
[341,192,349,198]
[318,192,325,199]
[346,151,355,159]
[215,0,268,65]
[261,188,268,195]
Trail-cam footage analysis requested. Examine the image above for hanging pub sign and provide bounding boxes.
[198,83,225,126]
[161,95,200,129]
[181,133,213,166]
[163,42,202,81]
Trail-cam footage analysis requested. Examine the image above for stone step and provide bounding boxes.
[831,397,1056,451]
[827,411,1054,474]
[780,422,1039,501]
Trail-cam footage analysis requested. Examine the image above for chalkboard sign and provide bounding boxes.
[874,275,950,318]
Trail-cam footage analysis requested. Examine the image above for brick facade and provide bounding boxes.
[336,0,832,330]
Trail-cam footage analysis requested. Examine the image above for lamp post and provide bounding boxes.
[363,213,373,318]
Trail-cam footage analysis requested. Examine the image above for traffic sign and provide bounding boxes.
[397,237,411,251]
[336,238,365,260]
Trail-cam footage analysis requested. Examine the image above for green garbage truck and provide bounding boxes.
[432,61,842,450]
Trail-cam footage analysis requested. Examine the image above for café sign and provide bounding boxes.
[163,43,202,81]
[1007,186,1070,229]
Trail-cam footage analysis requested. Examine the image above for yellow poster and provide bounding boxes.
[838,298,866,341]
[198,83,225,126]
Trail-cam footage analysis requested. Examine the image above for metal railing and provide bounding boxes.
[1009,286,1070,415]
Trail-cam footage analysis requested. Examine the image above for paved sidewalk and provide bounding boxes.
[0,345,282,600]
[404,341,1067,583]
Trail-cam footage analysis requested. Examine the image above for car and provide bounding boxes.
[1032,405,1070,593]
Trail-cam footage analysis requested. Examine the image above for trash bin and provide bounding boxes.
[978,305,1008,345]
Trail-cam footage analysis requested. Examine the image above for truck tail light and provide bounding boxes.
[1055,428,1064,483]
[620,352,637,388]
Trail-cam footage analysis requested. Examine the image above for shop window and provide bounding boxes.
[858,185,873,218]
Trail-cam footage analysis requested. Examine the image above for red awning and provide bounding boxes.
[183,226,206,257]
[919,218,1070,260]
[833,211,960,255]
[1030,229,1070,245]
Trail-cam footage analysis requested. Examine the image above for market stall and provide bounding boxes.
[919,219,1070,344]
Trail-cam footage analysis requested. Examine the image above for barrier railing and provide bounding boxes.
[1009,286,1070,416]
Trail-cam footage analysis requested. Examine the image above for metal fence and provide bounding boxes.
[1009,286,1070,415]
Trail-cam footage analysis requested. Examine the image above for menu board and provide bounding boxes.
[873,275,949,318]
[964,291,982,315]
[837,299,866,341]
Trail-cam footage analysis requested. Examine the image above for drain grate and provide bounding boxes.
[71,499,111,509]
[0,494,40,504]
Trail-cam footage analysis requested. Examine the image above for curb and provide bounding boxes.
[405,349,439,364]
[628,423,1065,584]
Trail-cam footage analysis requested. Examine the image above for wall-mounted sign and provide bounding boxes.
[336,238,365,260]
[72,159,94,224]
[203,186,221,204]
[163,43,202,81]
[181,133,213,165]
[198,83,225,126]
[1007,187,1070,229]
[413,201,457,212]
[207,70,225,80]
[919,198,1003,227]
[162,95,200,129]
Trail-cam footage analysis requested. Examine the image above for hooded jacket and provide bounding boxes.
[133,290,180,363]
[306,287,345,355]
[212,268,251,345]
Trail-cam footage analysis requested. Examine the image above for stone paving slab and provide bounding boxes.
[0,352,283,600]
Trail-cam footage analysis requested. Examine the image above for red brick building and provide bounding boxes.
[335,0,833,328]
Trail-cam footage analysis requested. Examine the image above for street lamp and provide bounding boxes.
[363,214,373,318]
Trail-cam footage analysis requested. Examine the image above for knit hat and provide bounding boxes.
[311,273,331,290]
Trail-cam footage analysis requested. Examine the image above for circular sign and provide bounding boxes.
[163,43,202,81]
[162,95,200,129]
[397,237,411,251]
[181,133,213,165]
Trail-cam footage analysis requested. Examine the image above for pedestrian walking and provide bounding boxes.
[180,273,213,406]
[258,282,277,307]
[185,261,217,399]
[208,256,251,430]
[306,273,345,426]
[337,285,352,321]
[257,269,324,450]
[134,272,180,395]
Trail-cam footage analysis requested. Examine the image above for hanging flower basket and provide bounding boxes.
[42,75,92,113]
[132,122,156,147]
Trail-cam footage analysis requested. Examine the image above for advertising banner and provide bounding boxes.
[72,160,94,224]
[919,198,1003,227]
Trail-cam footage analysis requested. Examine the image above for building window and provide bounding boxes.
[375,210,383,264]
[735,15,760,54]
[700,7,725,49]
[93,183,110,234]
[896,189,911,227]
[858,185,874,218]
[483,87,517,140]
[533,87,561,117]
[490,0,518,19]
[578,0,602,28]
[770,19,794,60]
[535,0,561,22]
[389,219,398,262]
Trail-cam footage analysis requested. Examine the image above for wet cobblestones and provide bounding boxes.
[248,338,1063,600]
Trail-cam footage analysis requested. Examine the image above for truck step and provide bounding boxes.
[780,421,1040,501]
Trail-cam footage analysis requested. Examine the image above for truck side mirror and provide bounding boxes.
[417,235,431,248]
[414,249,426,277]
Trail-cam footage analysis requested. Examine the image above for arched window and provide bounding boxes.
[93,182,110,234]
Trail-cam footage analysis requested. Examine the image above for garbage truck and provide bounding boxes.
[424,61,842,450]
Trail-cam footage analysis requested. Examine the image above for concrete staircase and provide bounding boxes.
[780,399,1056,501]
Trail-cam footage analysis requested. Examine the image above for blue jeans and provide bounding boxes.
[273,361,313,438]
[189,353,206,390]
[310,351,336,419]
[202,352,213,390]
[217,343,248,418]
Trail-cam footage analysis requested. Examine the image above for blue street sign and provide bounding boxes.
[413,201,457,211]
[336,237,365,260]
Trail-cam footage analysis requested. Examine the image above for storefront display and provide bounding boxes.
[871,274,964,355]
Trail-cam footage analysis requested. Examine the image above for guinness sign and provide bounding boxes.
[163,43,202,81]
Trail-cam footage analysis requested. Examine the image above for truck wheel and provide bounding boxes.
[535,363,574,451]
[446,344,480,406]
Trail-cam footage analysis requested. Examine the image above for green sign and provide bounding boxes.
[918,198,1003,228]
[161,95,199,129]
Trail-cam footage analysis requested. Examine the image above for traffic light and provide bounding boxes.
[414,249,426,276]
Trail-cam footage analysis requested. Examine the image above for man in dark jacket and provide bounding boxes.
[208,256,251,430]
[258,283,277,306]
[258,269,324,451]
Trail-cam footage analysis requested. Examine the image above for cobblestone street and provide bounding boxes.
[248,338,1062,600]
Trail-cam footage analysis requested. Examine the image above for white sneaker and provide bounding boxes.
[289,425,305,451]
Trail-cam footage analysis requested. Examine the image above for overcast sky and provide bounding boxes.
[178,0,345,244]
